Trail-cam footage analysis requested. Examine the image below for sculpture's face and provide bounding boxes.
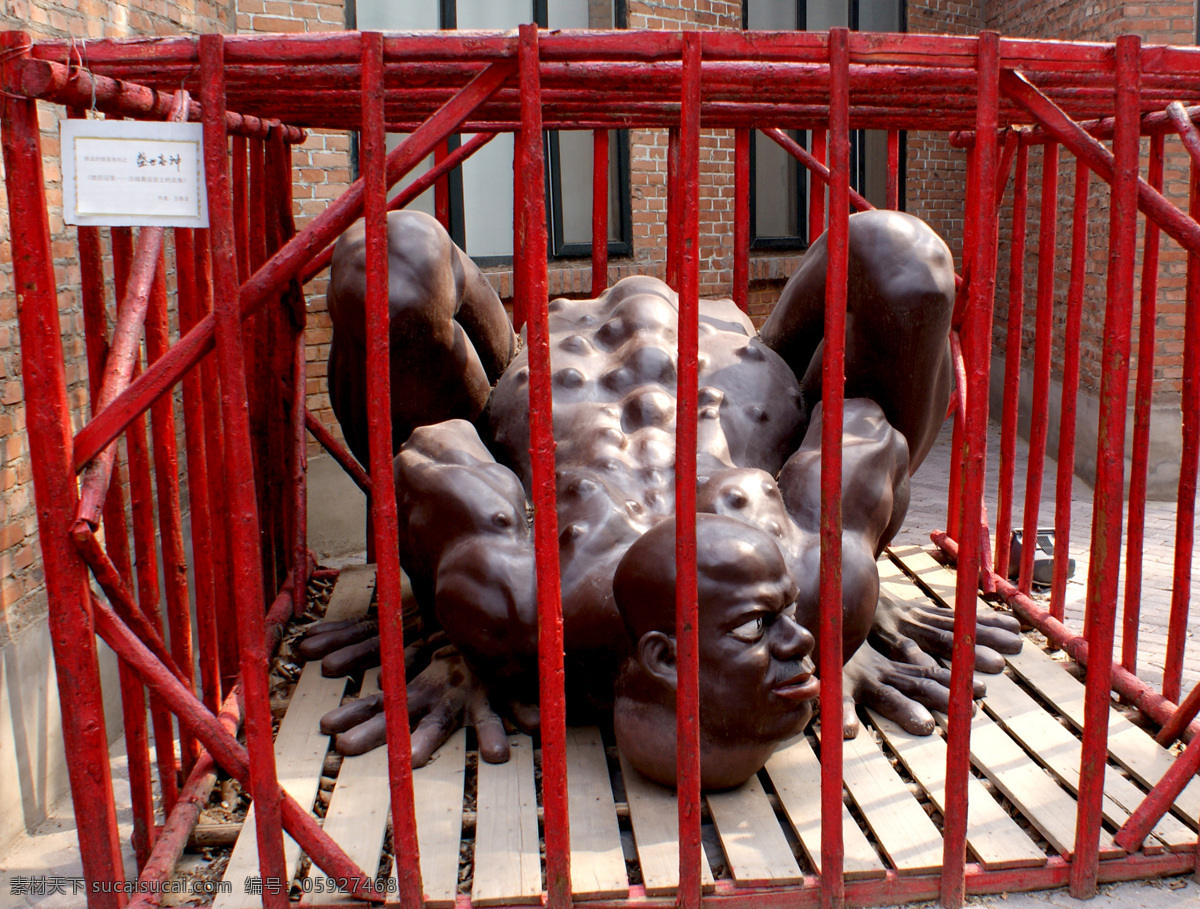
[696,535,818,747]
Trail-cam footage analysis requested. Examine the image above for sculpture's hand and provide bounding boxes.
[316,642,521,766]
[839,641,983,738]
[869,588,1022,674]
[299,619,433,679]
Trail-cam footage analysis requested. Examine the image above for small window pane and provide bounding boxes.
[549,0,617,28]
[745,0,799,30]
[755,135,800,238]
[456,0,532,29]
[354,3,437,30]
[806,0,848,31]
[859,0,901,32]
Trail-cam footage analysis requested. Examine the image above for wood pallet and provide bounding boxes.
[217,555,1198,905]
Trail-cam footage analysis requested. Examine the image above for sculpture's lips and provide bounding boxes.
[772,672,820,702]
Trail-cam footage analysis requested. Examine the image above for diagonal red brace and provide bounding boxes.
[72,59,517,471]
[1000,69,1200,258]
[304,409,372,495]
[88,591,386,901]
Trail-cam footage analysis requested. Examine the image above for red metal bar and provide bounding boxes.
[809,128,826,242]
[947,140,977,540]
[943,32,1000,909]
[87,588,383,898]
[305,409,372,495]
[1000,68,1200,259]
[1168,101,1200,167]
[763,128,873,213]
[298,131,494,286]
[175,227,222,713]
[1051,158,1090,623]
[1123,133,1164,676]
[200,35,288,908]
[886,128,899,209]
[667,125,681,290]
[72,61,516,469]
[733,127,749,311]
[194,230,239,692]
[994,142,1028,585]
[359,31,425,908]
[76,204,156,872]
[512,24,571,908]
[1118,718,1200,853]
[1158,674,1200,745]
[146,251,200,777]
[233,136,251,281]
[818,28,850,909]
[1070,35,1140,900]
[1,38,128,905]
[434,138,451,230]
[1164,122,1200,708]
[1017,141,1059,595]
[676,30,703,909]
[9,54,304,141]
[592,127,610,298]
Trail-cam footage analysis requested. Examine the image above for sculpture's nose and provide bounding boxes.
[770,612,815,662]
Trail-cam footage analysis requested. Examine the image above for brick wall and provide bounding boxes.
[0,0,235,646]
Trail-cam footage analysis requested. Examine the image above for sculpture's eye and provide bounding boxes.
[730,616,765,643]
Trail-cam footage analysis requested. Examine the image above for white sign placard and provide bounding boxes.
[61,119,208,227]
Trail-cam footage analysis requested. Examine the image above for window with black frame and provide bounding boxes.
[349,0,632,266]
[743,0,905,249]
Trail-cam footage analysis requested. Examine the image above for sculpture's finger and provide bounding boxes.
[973,644,1007,674]
[299,620,376,660]
[321,636,382,677]
[410,703,461,768]
[978,608,1023,634]
[467,695,511,764]
[335,712,388,756]
[508,700,540,735]
[865,684,935,735]
[320,693,384,736]
[976,616,1024,655]
[842,695,861,739]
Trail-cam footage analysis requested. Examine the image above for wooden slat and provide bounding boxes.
[981,669,1195,853]
[565,727,628,899]
[938,708,1122,860]
[891,545,1200,833]
[303,669,389,906]
[763,735,886,880]
[216,566,375,908]
[618,751,715,896]
[472,735,541,906]
[409,728,467,908]
[706,774,803,886]
[827,724,945,874]
[1004,644,1200,832]
[869,711,1046,869]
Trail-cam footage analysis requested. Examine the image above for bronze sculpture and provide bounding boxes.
[309,208,1021,788]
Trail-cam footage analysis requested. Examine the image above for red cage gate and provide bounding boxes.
[2,24,1200,909]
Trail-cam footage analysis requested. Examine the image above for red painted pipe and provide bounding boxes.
[1123,134,1164,676]
[2,64,128,908]
[994,142,1028,585]
[175,227,222,714]
[1051,159,1090,623]
[592,127,610,298]
[359,32,425,908]
[676,31,703,909]
[146,250,200,777]
[818,29,851,909]
[1115,728,1200,854]
[305,409,372,495]
[941,31,999,909]
[1070,37,1140,900]
[200,36,288,909]
[667,125,681,290]
[763,127,872,213]
[1164,124,1200,707]
[809,128,826,243]
[1018,141,1059,595]
[733,127,749,311]
[886,129,899,210]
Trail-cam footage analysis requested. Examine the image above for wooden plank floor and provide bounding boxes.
[243,559,1197,904]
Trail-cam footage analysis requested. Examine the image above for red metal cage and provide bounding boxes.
[3,24,1200,909]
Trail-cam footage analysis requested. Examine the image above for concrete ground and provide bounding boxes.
[3,425,1199,909]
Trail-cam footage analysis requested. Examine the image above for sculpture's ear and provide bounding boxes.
[637,631,677,688]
